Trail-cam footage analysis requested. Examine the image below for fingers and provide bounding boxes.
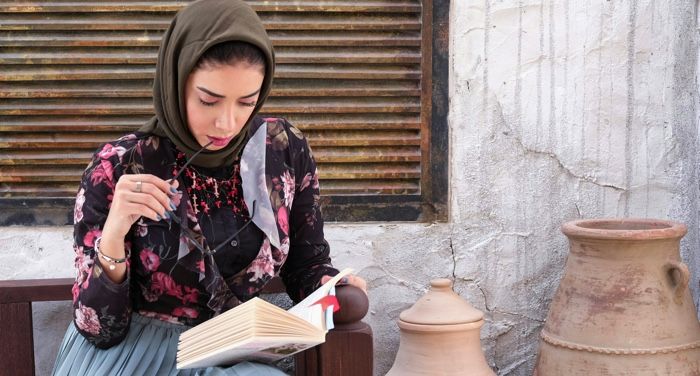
[114,174,179,221]
[321,274,368,294]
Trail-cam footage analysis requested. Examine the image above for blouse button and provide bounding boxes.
[230,239,238,247]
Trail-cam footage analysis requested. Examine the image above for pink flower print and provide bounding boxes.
[138,310,180,324]
[151,272,181,298]
[171,190,182,208]
[75,303,101,336]
[135,223,148,238]
[74,246,89,272]
[90,159,115,189]
[277,206,289,236]
[248,240,274,282]
[172,307,199,319]
[299,173,312,192]
[248,257,274,282]
[312,168,320,190]
[97,143,126,160]
[141,284,160,302]
[74,188,85,223]
[81,266,93,290]
[196,259,205,273]
[181,286,199,305]
[139,248,160,272]
[281,171,295,209]
[83,229,101,248]
[278,237,290,258]
[117,134,137,142]
[71,282,80,303]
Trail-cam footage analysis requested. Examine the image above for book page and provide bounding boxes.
[287,268,353,330]
[179,337,321,369]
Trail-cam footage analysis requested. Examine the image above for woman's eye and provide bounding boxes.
[240,102,256,108]
[199,99,216,106]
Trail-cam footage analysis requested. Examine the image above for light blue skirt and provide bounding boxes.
[52,313,288,376]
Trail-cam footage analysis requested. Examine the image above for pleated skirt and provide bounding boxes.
[52,313,288,376]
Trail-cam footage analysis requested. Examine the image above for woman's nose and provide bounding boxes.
[215,106,242,132]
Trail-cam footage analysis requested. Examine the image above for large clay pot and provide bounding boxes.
[387,279,494,376]
[535,218,700,375]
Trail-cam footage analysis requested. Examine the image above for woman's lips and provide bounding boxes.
[206,136,232,146]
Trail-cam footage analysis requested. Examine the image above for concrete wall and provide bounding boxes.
[1,1,699,375]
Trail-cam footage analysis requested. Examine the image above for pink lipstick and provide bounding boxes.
[206,136,232,147]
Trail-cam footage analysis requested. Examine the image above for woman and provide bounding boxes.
[52,1,366,375]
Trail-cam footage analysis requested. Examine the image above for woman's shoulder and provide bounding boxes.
[89,132,174,178]
[95,132,151,157]
[249,116,305,139]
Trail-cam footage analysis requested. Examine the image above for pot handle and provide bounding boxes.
[665,260,690,303]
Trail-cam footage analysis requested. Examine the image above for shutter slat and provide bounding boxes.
[1,0,425,199]
[1,80,420,98]
[1,65,421,81]
[0,163,420,181]
[1,147,421,165]
[0,47,421,65]
[0,31,421,47]
[1,14,420,32]
[321,180,419,195]
[0,2,421,14]
[0,98,421,115]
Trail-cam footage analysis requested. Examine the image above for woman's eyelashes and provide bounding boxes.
[199,98,217,106]
[198,98,256,108]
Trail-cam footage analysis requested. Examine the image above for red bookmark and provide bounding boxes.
[312,295,340,313]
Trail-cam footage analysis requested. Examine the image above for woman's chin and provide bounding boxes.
[204,144,227,151]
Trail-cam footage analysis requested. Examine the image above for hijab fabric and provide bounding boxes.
[139,0,275,168]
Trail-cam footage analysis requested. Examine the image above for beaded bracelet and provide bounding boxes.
[94,236,128,270]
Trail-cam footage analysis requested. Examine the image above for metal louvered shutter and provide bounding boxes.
[0,0,446,223]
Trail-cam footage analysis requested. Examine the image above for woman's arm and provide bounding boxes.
[72,140,175,348]
[278,120,340,302]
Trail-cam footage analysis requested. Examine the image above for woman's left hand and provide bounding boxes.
[321,274,367,295]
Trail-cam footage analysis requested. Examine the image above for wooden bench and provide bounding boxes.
[0,277,373,376]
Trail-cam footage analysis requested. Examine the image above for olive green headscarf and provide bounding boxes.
[139,0,275,168]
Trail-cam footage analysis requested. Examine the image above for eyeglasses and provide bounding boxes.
[167,141,256,256]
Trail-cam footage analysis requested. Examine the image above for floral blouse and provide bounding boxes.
[72,117,338,348]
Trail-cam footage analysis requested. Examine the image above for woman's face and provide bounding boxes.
[184,63,265,150]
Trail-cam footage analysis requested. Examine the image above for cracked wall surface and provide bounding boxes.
[1,1,699,376]
[449,0,700,374]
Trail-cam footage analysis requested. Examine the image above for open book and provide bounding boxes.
[176,268,354,369]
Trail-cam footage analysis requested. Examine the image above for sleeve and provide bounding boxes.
[71,141,133,349]
[279,120,339,303]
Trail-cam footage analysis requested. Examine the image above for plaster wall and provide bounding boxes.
[1,1,699,375]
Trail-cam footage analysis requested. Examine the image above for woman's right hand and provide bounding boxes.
[103,174,179,239]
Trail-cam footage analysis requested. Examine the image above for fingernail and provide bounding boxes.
[163,211,170,219]
[170,202,177,211]
[170,186,178,194]
[156,214,162,221]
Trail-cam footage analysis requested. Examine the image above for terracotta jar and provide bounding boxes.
[535,218,700,375]
[387,279,494,376]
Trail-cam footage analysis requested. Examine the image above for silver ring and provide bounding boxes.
[135,181,143,193]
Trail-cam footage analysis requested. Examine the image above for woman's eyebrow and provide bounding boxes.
[240,89,261,99]
[196,86,224,98]
[196,86,260,99]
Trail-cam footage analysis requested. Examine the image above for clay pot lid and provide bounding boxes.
[399,278,484,325]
